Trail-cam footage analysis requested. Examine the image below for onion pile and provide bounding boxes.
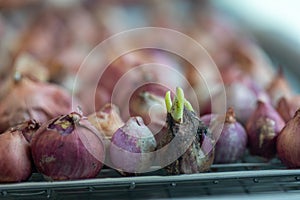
[1,0,300,183]
[31,112,105,180]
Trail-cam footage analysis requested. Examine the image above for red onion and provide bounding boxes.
[31,112,105,180]
[110,116,157,174]
[246,101,285,159]
[201,108,247,164]
[0,120,39,183]
[277,110,300,168]
[0,73,76,133]
[277,96,300,123]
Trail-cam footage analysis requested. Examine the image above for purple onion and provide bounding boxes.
[110,116,157,174]
[201,108,247,164]
[31,112,105,180]
[246,101,285,159]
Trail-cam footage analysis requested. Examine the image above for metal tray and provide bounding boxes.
[1,160,300,200]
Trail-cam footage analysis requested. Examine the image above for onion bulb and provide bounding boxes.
[0,120,39,183]
[0,73,75,133]
[277,109,300,168]
[31,112,105,180]
[246,101,285,159]
[110,116,157,174]
[160,87,214,174]
[201,108,247,164]
[128,85,168,137]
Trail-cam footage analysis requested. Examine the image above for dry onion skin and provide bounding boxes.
[88,103,124,139]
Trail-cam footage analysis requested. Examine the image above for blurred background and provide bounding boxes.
[1,0,300,118]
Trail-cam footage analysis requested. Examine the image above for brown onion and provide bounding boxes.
[0,120,39,183]
[246,101,285,159]
[277,109,300,168]
[0,73,75,132]
[31,112,105,180]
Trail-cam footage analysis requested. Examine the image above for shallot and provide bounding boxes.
[201,108,247,163]
[110,116,157,174]
[277,109,300,168]
[246,101,285,159]
[0,120,39,182]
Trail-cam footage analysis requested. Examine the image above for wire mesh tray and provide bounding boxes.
[1,160,300,200]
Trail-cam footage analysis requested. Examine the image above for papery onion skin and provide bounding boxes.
[246,101,285,159]
[0,75,75,133]
[31,112,105,180]
[201,108,247,164]
[277,110,300,168]
[88,103,124,138]
[0,120,39,183]
[110,116,157,174]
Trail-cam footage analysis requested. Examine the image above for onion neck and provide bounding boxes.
[225,107,236,124]
[48,113,82,135]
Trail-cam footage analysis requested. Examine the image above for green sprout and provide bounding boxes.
[165,87,194,123]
